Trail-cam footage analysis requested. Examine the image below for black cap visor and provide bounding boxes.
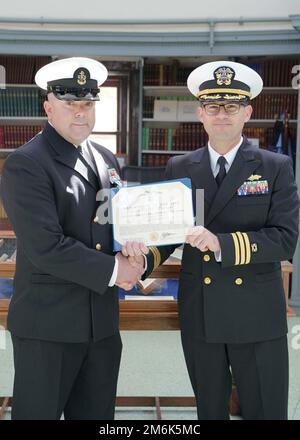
[47,86,100,101]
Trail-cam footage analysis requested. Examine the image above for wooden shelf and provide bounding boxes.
[143,118,297,127]
[143,86,189,97]
[0,259,295,331]
[4,84,38,88]
[0,117,46,126]
[0,263,15,278]
[120,299,178,330]
[245,119,297,127]
[142,150,187,155]
[143,120,180,129]
[0,230,15,238]
[0,149,15,157]
[143,86,297,97]
[0,220,13,231]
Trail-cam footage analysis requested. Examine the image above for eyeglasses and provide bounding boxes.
[202,103,247,116]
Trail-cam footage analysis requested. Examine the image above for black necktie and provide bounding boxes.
[215,156,227,187]
[77,144,97,175]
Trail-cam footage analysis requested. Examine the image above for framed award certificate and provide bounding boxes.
[111,178,194,251]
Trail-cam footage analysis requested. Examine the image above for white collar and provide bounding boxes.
[73,139,88,150]
[208,137,243,174]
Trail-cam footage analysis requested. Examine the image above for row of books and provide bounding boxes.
[143,94,298,121]
[250,93,297,120]
[142,125,208,151]
[0,126,44,149]
[143,58,299,87]
[0,87,45,116]
[144,62,194,86]
[0,55,51,84]
[244,127,273,149]
[250,58,299,88]
[142,153,173,167]
[142,126,296,152]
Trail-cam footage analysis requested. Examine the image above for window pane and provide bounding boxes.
[94,87,118,132]
[89,134,117,154]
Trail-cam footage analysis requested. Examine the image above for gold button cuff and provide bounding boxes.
[251,243,258,253]
[203,254,211,262]
[235,277,243,286]
[95,243,102,250]
[204,276,212,285]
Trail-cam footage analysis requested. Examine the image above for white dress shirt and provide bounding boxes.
[208,137,243,177]
[207,137,243,261]
[74,142,118,287]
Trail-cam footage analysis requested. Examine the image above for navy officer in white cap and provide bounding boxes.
[123,61,299,419]
[1,57,144,420]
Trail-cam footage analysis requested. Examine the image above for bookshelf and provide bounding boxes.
[0,55,51,232]
[0,55,299,275]
[0,84,46,152]
[0,55,50,155]
[141,57,299,167]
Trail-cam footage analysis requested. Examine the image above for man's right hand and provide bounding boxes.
[115,252,145,291]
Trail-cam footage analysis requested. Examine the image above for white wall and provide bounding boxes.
[1,0,300,21]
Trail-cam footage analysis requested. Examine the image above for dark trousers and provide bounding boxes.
[11,333,122,420]
[181,333,288,420]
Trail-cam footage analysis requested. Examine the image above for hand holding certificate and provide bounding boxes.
[111,178,195,251]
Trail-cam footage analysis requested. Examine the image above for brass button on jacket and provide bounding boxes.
[204,276,212,285]
[95,243,102,250]
[203,254,211,262]
[235,277,243,286]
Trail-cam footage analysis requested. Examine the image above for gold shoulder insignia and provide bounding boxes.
[248,174,262,181]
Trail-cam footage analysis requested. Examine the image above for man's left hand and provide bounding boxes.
[122,241,149,257]
[186,226,221,252]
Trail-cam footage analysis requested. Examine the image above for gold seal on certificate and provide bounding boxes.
[111,178,194,251]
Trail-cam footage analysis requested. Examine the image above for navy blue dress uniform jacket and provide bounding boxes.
[1,122,120,343]
[145,138,299,344]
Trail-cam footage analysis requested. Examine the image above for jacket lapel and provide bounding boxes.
[206,139,261,226]
[187,147,218,206]
[43,122,99,191]
[87,141,110,189]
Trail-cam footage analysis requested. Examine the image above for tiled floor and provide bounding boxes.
[1,318,300,420]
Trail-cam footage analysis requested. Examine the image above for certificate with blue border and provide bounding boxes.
[111,178,194,251]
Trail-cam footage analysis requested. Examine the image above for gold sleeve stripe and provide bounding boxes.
[236,232,246,265]
[231,233,240,265]
[242,232,251,264]
[149,247,157,268]
[155,248,161,268]
[149,246,161,270]
[153,247,161,269]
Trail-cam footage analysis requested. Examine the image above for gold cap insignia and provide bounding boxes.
[248,174,262,181]
[214,66,235,86]
[77,70,87,86]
